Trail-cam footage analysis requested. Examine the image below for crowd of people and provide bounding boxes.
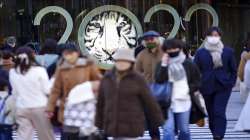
[0,26,249,140]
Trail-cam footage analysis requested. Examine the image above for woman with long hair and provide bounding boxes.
[9,47,55,140]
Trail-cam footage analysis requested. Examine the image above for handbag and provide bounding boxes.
[149,82,173,106]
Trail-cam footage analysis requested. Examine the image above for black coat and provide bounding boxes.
[155,59,206,124]
[0,67,9,91]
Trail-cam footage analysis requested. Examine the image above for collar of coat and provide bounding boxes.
[105,68,138,81]
[60,58,90,69]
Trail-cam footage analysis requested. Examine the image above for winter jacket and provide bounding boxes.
[194,47,237,95]
[0,68,8,91]
[95,69,164,137]
[238,52,250,81]
[135,48,163,83]
[9,66,50,109]
[155,59,206,124]
[47,58,101,123]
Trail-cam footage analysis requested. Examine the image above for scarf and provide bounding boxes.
[204,40,224,68]
[168,52,187,82]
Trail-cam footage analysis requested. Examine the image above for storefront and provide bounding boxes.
[0,0,250,65]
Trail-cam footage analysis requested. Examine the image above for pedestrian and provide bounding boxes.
[0,51,15,140]
[155,39,204,140]
[135,31,164,139]
[96,48,164,140]
[0,83,16,140]
[46,43,101,139]
[234,53,250,131]
[1,50,15,71]
[35,38,59,68]
[194,26,237,140]
[0,36,16,53]
[135,30,164,83]
[9,47,55,140]
[238,44,250,103]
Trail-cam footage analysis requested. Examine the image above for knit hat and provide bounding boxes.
[63,43,79,52]
[113,48,135,62]
[142,31,160,39]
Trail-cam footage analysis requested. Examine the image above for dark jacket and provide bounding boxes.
[155,59,206,124]
[95,69,164,137]
[194,47,237,95]
[0,67,9,91]
[47,58,101,123]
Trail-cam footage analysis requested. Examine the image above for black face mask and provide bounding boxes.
[168,51,180,58]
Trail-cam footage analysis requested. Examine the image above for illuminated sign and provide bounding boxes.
[34,3,219,69]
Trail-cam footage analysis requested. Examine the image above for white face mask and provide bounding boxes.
[207,36,221,45]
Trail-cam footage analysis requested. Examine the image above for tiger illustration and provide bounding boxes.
[84,11,137,64]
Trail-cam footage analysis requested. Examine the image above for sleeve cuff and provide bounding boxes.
[161,63,168,67]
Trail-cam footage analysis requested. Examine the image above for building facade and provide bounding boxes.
[0,0,249,61]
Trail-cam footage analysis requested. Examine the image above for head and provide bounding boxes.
[205,26,222,45]
[6,36,16,48]
[15,47,36,74]
[113,48,135,72]
[142,31,162,52]
[62,43,80,64]
[40,39,58,55]
[162,39,184,58]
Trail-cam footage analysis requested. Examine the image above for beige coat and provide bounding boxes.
[47,58,101,123]
[135,48,163,83]
[238,52,250,81]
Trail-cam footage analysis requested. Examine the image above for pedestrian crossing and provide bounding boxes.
[12,120,250,140]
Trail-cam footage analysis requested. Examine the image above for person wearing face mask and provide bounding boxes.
[96,48,164,140]
[194,27,237,140]
[46,43,101,139]
[135,31,164,83]
[155,39,204,140]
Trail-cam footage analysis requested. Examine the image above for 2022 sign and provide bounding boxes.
[34,3,219,69]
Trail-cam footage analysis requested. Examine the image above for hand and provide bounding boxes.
[161,53,169,65]
[45,111,54,119]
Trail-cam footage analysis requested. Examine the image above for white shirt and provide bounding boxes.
[9,66,50,109]
[171,78,191,113]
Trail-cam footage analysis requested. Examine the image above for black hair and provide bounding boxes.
[2,50,14,60]
[162,38,184,52]
[15,47,37,74]
[40,39,58,55]
[206,26,223,36]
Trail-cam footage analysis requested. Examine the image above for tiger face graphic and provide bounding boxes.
[84,11,137,64]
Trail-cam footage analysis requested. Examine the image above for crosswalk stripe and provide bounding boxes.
[11,120,250,140]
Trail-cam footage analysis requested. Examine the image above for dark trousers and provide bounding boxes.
[0,124,13,140]
[61,126,88,140]
[203,89,232,138]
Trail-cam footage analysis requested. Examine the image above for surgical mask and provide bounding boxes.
[207,36,221,45]
[115,61,132,72]
[168,51,180,58]
[63,53,79,64]
[146,43,157,49]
